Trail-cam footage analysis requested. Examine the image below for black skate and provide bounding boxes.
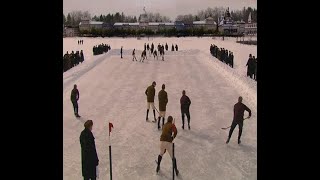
[175,169,179,176]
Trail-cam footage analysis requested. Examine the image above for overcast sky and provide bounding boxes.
[63,0,256,20]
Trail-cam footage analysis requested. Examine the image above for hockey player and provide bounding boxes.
[153,50,158,60]
[140,50,147,62]
[158,84,168,129]
[132,49,137,61]
[145,81,157,122]
[161,45,165,61]
[156,116,179,176]
[159,47,163,60]
[120,46,123,59]
[71,84,80,118]
[180,90,191,129]
[226,96,251,144]
[171,44,174,51]
[175,44,178,51]
[150,44,154,55]
[165,43,168,51]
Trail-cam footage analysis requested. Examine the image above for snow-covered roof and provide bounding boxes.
[79,21,104,26]
[114,23,124,26]
[90,21,104,25]
[194,20,217,25]
[114,22,139,26]
[149,22,160,26]
[193,21,206,25]
[148,22,174,26]
[129,23,139,26]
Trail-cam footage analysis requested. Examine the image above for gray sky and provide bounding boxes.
[63,0,256,20]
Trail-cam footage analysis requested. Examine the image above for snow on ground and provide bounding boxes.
[63,37,257,180]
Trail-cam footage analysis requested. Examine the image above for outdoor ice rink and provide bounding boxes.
[63,37,257,180]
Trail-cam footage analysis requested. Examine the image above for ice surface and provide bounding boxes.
[63,37,257,180]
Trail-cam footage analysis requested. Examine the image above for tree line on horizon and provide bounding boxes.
[63,7,256,27]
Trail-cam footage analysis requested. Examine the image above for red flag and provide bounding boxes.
[109,122,113,136]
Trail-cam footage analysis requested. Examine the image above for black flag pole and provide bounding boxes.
[109,122,113,180]
[172,118,175,180]
[173,142,175,180]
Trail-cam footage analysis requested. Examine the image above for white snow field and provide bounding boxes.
[63,37,257,180]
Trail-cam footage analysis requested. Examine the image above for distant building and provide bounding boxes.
[113,23,139,30]
[112,8,176,33]
[245,12,257,35]
[79,18,105,31]
[218,8,246,35]
[193,17,217,31]
[75,8,252,36]
[64,26,80,37]
[112,7,215,33]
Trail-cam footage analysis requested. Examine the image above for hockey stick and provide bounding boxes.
[154,106,160,114]
[221,117,249,130]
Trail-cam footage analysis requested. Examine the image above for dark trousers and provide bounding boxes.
[72,100,78,115]
[181,109,190,126]
[84,177,96,180]
[228,121,243,140]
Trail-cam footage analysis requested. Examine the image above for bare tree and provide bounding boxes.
[69,10,91,26]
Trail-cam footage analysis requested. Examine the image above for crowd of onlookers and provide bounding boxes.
[93,44,111,55]
[210,44,257,81]
[210,44,234,68]
[63,50,84,72]
[246,54,257,81]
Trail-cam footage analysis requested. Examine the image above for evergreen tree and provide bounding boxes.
[67,13,72,26]
[63,14,66,24]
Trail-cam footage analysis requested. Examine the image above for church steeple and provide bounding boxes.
[248,12,252,23]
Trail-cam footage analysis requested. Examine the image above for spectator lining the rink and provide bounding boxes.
[210,44,257,81]
[63,50,84,72]
[93,44,111,56]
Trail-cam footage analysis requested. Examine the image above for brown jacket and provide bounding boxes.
[160,122,177,142]
[158,89,168,111]
[145,85,155,102]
